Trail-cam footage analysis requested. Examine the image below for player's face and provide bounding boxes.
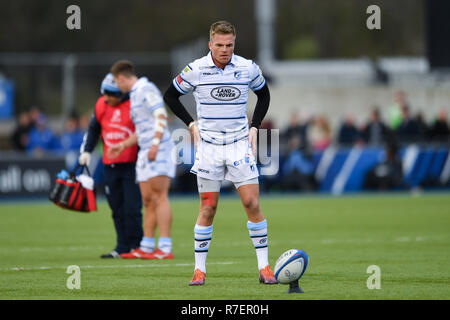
[209,33,235,69]
[113,74,128,93]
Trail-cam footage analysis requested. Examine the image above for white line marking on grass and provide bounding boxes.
[3,261,237,272]
[394,237,410,242]
[18,245,108,252]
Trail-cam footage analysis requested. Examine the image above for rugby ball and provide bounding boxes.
[274,249,309,284]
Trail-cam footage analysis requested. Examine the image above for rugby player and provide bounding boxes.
[108,61,176,260]
[163,21,276,285]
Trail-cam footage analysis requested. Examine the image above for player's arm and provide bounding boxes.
[163,83,194,126]
[163,83,200,147]
[147,107,168,161]
[79,113,101,166]
[250,83,270,129]
[249,83,271,157]
[107,133,137,159]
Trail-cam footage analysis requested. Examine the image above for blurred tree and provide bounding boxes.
[283,35,319,59]
[0,0,424,59]
[276,0,424,59]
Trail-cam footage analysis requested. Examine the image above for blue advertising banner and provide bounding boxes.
[0,79,14,119]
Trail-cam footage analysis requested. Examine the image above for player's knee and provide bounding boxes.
[199,205,216,221]
[142,193,159,208]
[142,194,154,208]
[242,197,260,213]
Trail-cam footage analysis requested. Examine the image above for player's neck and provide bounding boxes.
[128,76,138,91]
[212,56,229,70]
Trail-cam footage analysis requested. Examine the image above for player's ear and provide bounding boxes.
[208,41,212,51]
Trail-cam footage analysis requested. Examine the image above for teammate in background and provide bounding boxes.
[79,73,143,258]
[163,21,276,285]
[108,60,176,260]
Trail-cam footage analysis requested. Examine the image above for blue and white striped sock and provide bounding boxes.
[158,237,172,254]
[194,224,213,273]
[247,219,269,270]
[140,237,155,253]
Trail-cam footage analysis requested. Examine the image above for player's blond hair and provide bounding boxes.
[209,21,236,41]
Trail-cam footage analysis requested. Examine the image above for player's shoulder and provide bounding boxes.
[232,54,259,69]
[134,77,160,95]
[183,54,215,73]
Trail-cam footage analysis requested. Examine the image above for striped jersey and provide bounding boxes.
[172,52,266,144]
[129,77,171,149]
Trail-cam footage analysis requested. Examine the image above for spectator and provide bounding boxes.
[58,114,84,152]
[280,136,317,191]
[307,115,332,151]
[11,110,32,151]
[56,114,85,170]
[397,105,421,144]
[337,114,361,146]
[361,107,391,146]
[429,108,449,143]
[26,113,57,156]
[28,106,42,129]
[388,90,409,130]
[79,112,91,132]
[282,111,309,152]
[415,111,429,142]
[364,142,403,191]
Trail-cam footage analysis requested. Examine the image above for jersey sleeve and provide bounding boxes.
[141,85,165,113]
[172,64,196,95]
[248,61,266,92]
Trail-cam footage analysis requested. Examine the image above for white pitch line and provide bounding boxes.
[3,261,237,272]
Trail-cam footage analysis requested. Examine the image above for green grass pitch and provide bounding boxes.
[0,193,449,300]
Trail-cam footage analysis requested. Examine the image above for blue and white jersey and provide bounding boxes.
[172,52,266,145]
[130,77,171,150]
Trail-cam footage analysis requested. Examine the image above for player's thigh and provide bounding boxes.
[224,140,258,182]
[139,175,170,205]
[192,140,225,181]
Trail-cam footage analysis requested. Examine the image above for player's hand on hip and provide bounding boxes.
[78,152,91,166]
[189,121,200,150]
[147,144,159,161]
[108,142,125,159]
[249,127,258,158]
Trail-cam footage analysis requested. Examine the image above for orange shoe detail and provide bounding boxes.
[259,265,278,284]
[189,268,206,286]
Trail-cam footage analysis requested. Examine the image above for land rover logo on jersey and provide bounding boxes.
[210,86,241,101]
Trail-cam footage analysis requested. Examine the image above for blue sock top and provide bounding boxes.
[247,219,267,231]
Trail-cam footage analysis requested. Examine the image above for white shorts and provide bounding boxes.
[136,140,176,182]
[197,176,258,193]
[190,138,259,183]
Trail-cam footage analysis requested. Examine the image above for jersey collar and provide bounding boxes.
[207,51,237,68]
[131,77,148,92]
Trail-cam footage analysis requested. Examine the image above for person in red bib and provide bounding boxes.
[79,73,143,258]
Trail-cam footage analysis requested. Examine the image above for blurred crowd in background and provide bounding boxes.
[268,90,449,193]
[11,106,89,155]
[7,89,450,194]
